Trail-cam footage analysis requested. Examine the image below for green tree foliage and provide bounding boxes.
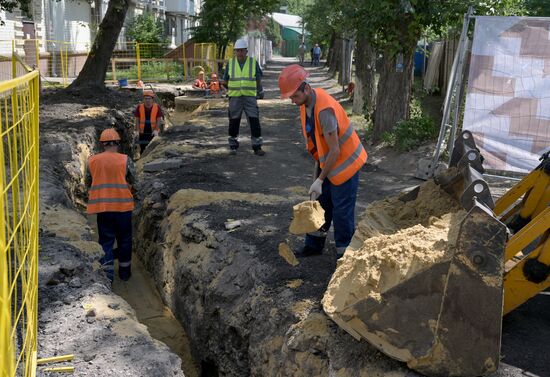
[302,0,341,48]
[126,13,168,58]
[264,18,282,46]
[192,0,280,58]
[0,0,31,23]
[126,13,168,44]
[523,0,550,16]
[282,0,314,16]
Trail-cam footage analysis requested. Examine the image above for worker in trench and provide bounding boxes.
[86,129,136,283]
[134,90,165,154]
[192,70,208,90]
[278,64,368,258]
[221,38,266,156]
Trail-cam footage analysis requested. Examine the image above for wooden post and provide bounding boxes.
[112,59,117,81]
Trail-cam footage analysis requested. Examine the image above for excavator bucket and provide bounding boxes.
[322,131,509,376]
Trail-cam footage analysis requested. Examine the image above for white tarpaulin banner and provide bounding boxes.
[463,16,550,173]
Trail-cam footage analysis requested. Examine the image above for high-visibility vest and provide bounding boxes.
[210,80,220,93]
[300,88,367,185]
[138,103,159,134]
[87,152,134,214]
[194,79,207,89]
[227,57,257,97]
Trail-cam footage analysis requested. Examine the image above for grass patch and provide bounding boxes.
[107,61,186,82]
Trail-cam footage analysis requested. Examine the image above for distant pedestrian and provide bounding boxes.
[86,128,136,283]
[313,44,321,67]
[298,43,306,66]
[310,47,314,66]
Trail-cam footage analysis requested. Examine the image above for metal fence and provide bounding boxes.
[0,39,235,86]
[0,69,40,376]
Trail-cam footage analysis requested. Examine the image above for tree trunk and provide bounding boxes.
[68,0,130,90]
[352,35,376,117]
[372,46,415,142]
[326,32,336,69]
[328,36,341,75]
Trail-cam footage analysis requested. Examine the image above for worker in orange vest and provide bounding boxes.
[208,72,223,97]
[192,70,208,90]
[278,64,368,258]
[86,128,137,283]
[134,90,164,153]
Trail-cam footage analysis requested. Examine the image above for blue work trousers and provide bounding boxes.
[97,211,132,281]
[305,171,359,252]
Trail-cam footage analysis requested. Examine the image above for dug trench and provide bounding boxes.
[36,59,549,377]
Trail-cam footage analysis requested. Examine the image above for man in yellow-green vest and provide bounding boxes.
[221,38,265,156]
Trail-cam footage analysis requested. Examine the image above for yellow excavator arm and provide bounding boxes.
[495,153,550,314]
[322,132,550,377]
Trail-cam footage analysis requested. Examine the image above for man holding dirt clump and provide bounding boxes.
[86,128,136,283]
[134,90,164,154]
[278,64,367,258]
[221,38,265,156]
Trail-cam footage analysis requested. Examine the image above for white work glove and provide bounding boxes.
[152,130,159,137]
[309,178,323,200]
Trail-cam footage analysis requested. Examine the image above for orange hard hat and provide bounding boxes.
[143,90,154,98]
[278,64,309,98]
[99,128,121,142]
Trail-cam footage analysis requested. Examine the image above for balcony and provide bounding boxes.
[137,0,166,10]
[165,0,189,14]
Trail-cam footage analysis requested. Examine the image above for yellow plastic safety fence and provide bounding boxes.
[107,41,137,84]
[186,43,233,78]
[107,42,185,84]
[0,41,32,82]
[1,39,236,86]
[1,39,91,87]
[0,70,40,377]
[136,43,183,82]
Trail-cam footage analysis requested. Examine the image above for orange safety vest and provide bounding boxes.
[194,79,207,89]
[210,81,220,93]
[300,88,367,185]
[138,103,160,134]
[87,152,134,214]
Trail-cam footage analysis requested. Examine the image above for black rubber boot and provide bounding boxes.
[253,145,265,156]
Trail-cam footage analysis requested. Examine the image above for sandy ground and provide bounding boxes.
[34,56,550,377]
[113,258,199,377]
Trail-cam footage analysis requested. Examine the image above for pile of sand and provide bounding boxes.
[348,180,462,249]
[289,200,325,235]
[323,179,466,316]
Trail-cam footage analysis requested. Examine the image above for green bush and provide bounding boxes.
[107,61,185,82]
[383,116,437,151]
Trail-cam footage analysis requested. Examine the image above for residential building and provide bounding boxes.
[270,12,304,57]
[165,0,200,47]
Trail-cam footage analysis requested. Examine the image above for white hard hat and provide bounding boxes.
[234,38,248,49]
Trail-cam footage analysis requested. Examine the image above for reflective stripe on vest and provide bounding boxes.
[227,57,257,97]
[139,103,159,133]
[300,88,368,185]
[87,152,134,214]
